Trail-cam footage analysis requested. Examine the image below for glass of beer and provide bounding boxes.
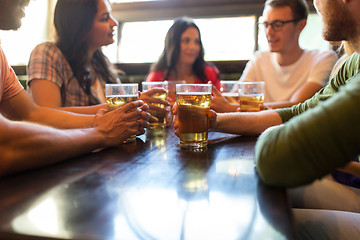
[220,80,240,105]
[142,81,168,131]
[105,83,139,143]
[176,84,212,149]
[238,81,265,112]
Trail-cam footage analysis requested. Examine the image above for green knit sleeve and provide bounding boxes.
[255,71,360,188]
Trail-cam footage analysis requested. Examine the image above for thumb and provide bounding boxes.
[96,108,107,116]
[93,108,107,127]
[211,84,222,96]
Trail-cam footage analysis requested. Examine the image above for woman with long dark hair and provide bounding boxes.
[27,0,168,114]
[146,17,221,90]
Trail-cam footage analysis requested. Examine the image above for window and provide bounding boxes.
[117,16,256,63]
[0,1,331,66]
[0,1,49,65]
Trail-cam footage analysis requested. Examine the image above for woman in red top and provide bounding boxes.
[146,17,221,91]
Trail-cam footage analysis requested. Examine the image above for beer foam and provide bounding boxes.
[177,92,211,95]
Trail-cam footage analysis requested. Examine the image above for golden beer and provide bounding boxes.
[177,93,211,148]
[239,94,264,112]
[106,94,139,143]
[106,95,139,111]
[148,91,168,130]
[222,92,240,104]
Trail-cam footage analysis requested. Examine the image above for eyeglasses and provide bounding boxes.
[258,19,299,32]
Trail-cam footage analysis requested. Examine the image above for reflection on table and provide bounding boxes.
[0,127,295,240]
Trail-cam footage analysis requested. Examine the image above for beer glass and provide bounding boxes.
[220,80,240,105]
[167,80,186,106]
[238,81,265,112]
[176,84,212,149]
[142,81,168,130]
[105,83,139,143]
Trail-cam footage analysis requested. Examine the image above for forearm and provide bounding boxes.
[28,106,95,129]
[264,101,296,110]
[214,110,282,136]
[59,103,108,115]
[0,118,105,176]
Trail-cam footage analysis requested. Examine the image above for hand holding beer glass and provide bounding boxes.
[106,83,139,143]
[238,82,265,112]
[141,81,169,130]
[176,84,212,149]
[220,80,240,105]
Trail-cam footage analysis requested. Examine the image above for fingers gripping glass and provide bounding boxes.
[258,19,299,32]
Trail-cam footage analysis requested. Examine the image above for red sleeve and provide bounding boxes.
[146,70,165,82]
[204,65,221,90]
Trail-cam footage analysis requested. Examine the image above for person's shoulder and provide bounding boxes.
[204,63,219,73]
[0,46,6,60]
[348,52,360,61]
[248,51,272,63]
[0,46,9,71]
[252,50,271,58]
[146,70,165,82]
[341,52,360,75]
[304,49,338,59]
[32,42,58,52]
[31,42,64,58]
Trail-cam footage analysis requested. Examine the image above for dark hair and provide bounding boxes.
[150,17,210,83]
[264,0,309,20]
[54,0,117,105]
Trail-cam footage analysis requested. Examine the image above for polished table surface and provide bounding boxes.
[0,128,295,240]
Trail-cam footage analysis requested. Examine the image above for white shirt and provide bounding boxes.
[240,50,338,102]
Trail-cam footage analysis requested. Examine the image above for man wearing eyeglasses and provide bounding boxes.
[211,0,337,112]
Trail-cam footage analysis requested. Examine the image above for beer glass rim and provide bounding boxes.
[142,81,168,86]
[176,84,212,94]
[176,83,212,87]
[165,80,186,83]
[239,81,265,85]
[106,83,138,87]
[220,80,239,84]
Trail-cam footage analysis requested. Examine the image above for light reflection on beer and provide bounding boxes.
[106,94,139,143]
[239,94,264,112]
[177,93,211,149]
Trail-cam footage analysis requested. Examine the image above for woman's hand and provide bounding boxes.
[139,88,170,123]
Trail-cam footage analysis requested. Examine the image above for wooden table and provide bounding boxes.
[0,128,295,240]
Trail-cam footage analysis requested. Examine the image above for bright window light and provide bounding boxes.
[118,17,256,63]
[0,1,49,65]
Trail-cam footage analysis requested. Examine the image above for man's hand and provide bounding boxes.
[172,103,217,137]
[211,84,239,113]
[93,100,150,146]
